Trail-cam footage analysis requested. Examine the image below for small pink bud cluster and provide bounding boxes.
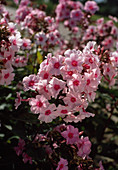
[55,0,99,31]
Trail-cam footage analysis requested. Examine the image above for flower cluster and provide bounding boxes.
[18,41,101,123]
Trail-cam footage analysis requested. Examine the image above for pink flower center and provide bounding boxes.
[89,5,94,10]
[36,101,43,107]
[75,12,79,17]
[51,36,54,41]
[4,73,9,79]
[107,68,110,72]
[87,79,90,85]
[45,110,51,115]
[23,42,28,47]
[59,164,64,169]
[29,80,34,86]
[61,109,68,114]
[13,39,16,45]
[73,80,80,86]
[71,60,77,67]
[44,86,48,92]
[115,57,118,62]
[67,71,73,76]
[54,62,60,69]
[8,55,12,60]
[68,132,73,138]
[39,37,43,41]
[15,58,19,63]
[71,97,76,103]
[89,58,93,64]
[83,64,90,69]
[43,73,49,79]
[54,84,60,91]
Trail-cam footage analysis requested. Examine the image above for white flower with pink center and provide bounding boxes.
[103,63,116,78]
[47,32,57,45]
[60,65,77,80]
[84,72,100,93]
[37,80,52,100]
[12,55,28,67]
[67,73,85,92]
[83,41,96,52]
[29,95,49,114]
[9,32,23,51]
[22,38,31,50]
[8,22,16,33]
[61,125,79,144]
[56,105,70,118]
[38,104,57,123]
[65,50,83,72]
[38,69,51,82]
[47,77,66,98]
[1,68,15,85]
[22,74,39,91]
[56,158,68,170]
[35,32,47,47]
[77,136,91,158]
[63,90,82,109]
[49,55,64,75]
[110,51,118,67]
[3,47,15,64]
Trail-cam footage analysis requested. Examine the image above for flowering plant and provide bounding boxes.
[0,0,118,169]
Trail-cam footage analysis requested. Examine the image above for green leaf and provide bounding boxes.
[37,51,43,64]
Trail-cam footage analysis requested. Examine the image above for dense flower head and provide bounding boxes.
[20,42,103,123]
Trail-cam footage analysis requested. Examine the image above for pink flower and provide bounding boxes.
[38,69,51,82]
[22,74,39,91]
[47,32,57,45]
[35,32,47,47]
[15,92,22,109]
[38,104,57,123]
[14,138,25,156]
[9,32,23,51]
[47,77,66,98]
[22,152,32,164]
[70,9,83,21]
[65,50,83,72]
[61,125,79,144]
[63,90,82,109]
[84,1,99,14]
[21,38,31,50]
[29,95,49,114]
[37,80,51,100]
[56,158,68,170]
[1,68,15,85]
[77,136,91,158]
[67,73,85,92]
[99,161,104,170]
[56,105,70,118]
[49,55,64,75]
[84,72,100,93]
